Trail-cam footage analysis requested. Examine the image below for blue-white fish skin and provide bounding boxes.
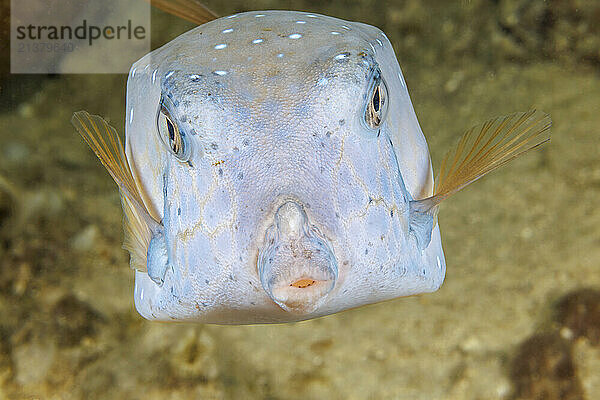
[125,10,446,324]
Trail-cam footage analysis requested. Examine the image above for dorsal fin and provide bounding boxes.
[150,0,218,25]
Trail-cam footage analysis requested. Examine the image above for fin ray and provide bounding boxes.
[122,195,152,272]
[409,110,550,249]
[72,111,158,272]
[72,111,143,208]
[149,0,218,26]
[431,109,551,205]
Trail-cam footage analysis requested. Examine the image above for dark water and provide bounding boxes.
[0,1,599,399]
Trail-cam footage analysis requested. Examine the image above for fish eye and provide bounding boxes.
[156,99,191,161]
[364,70,388,130]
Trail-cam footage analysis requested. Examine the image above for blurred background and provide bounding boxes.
[0,0,599,399]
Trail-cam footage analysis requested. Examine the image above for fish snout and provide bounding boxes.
[258,201,338,314]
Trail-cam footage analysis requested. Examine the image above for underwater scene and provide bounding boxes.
[1,0,599,398]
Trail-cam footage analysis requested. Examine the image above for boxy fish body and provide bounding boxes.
[73,10,550,324]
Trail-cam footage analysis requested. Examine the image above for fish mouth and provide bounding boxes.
[267,261,337,313]
[258,200,338,314]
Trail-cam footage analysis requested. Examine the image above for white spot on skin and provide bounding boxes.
[190,74,201,81]
[140,288,144,300]
[255,14,265,17]
[165,70,175,79]
[296,20,306,24]
[222,28,233,33]
[331,31,340,35]
[131,67,136,78]
[334,53,349,60]
[305,14,318,18]
[288,33,302,39]
[213,70,227,76]
[226,14,237,19]
[437,256,442,270]
[341,25,350,30]
[277,53,284,58]
[214,43,227,50]
[252,39,264,44]
[129,108,134,124]
[151,69,157,83]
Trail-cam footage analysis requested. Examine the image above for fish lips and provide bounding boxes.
[257,201,338,314]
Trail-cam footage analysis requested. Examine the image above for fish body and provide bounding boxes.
[73,10,550,324]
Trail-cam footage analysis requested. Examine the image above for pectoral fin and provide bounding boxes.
[71,111,161,272]
[409,109,551,250]
[408,205,435,251]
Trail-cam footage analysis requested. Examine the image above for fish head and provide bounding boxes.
[125,10,446,323]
